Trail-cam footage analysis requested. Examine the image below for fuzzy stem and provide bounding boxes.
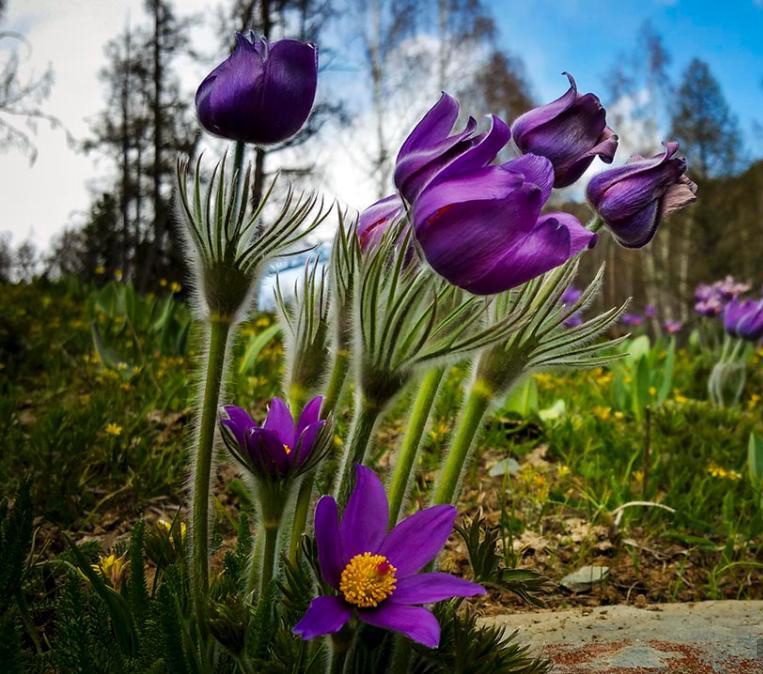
[232,140,246,199]
[430,378,493,506]
[190,316,232,615]
[253,523,280,596]
[328,633,350,674]
[388,367,445,525]
[334,397,382,504]
[287,348,351,562]
[321,348,351,417]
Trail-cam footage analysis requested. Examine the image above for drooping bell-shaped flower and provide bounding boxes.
[412,154,597,295]
[394,94,511,204]
[587,141,697,248]
[511,73,618,188]
[293,466,484,648]
[220,397,326,480]
[196,32,318,145]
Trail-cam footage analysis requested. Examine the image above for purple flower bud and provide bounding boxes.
[394,94,511,204]
[196,33,318,145]
[219,397,325,480]
[357,194,404,251]
[724,299,763,342]
[511,73,618,188]
[412,154,596,295]
[644,304,657,318]
[587,141,697,248]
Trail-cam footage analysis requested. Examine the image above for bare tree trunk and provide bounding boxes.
[120,28,131,277]
[677,209,695,323]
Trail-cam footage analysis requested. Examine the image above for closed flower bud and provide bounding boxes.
[512,73,618,188]
[196,33,318,145]
[587,141,697,248]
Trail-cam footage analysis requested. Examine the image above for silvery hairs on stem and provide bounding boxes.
[356,219,526,407]
[328,209,361,353]
[477,259,630,393]
[275,257,330,400]
[176,153,331,322]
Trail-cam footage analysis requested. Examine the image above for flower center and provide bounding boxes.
[339,553,397,608]
[282,443,292,455]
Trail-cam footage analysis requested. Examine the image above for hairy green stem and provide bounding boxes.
[334,398,382,504]
[190,317,232,614]
[252,523,280,596]
[287,348,351,562]
[388,367,445,525]
[430,378,493,506]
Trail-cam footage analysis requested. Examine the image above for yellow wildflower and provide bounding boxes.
[648,386,657,397]
[157,519,187,541]
[557,465,571,478]
[595,372,613,386]
[170,281,182,293]
[707,463,742,480]
[748,394,760,410]
[633,470,644,483]
[91,552,128,590]
[592,405,611,421]
[105,423,123,436]
[614,411,624,420]
[95,265,105,275]
[255,317,271,327]
[117,362,128,370]
[114,269,123,281]
[159,278,167,287]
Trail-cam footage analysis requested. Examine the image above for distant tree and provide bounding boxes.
[13,240,38,282]
[0,0,57,162]
[670,58,740,180]
[0,233,12,283]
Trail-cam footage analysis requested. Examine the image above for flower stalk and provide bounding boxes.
[333,397,383,504]
[387,367,445,525]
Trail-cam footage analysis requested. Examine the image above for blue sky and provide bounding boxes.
[492,0,763,156]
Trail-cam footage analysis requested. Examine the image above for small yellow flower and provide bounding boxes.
[592,405,611,421]
[595,372,613,386]
[159,278,167,287]
[255,317,271,327]
[91,552,128,590]
[707,463,742,480]
[95,265,106,275]
[624,375,632,384]
[614,411,624,420]
[748,394,760,410]
[648,386,657,397]
[533,373,554,386]
[157,519,187,540]
[633,470,644,483]
[674,394,689,404]
[170,281,182,293]
[117,362,128,371]
[105,423,123,436]
[121,382,131,392]
[114,269,123,281]
[132,365,142,375]
[557,465,571,478]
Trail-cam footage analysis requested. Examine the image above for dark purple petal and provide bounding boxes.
[512,72,579,141]
[246,427,290,475]
[357,195,405,250]
[220,405,255,448]
[296,396,323,435]
[463,213,593,295]
[379,505,456,577]
[391,572,486,605]
[292,420,325,468]
[314,496,343,587]
[339,465,389,561]
[738,300,763,341]
[359,604,440,648]
[292,596,351,640]
[502,153,555,204]
[397,93,460,160]
[264,397,296,447]
[196,35,317,145]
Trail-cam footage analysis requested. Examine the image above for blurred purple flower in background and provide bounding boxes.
[293,466,484,648]
[511,73,618,188]
[412,154,596,294]
[663,320,683,335]
[561,285,582,305]
[220,397,325,479]
[196,33,318,145]
[394,94,511,204]
[715,275,751,301]
[644,304,657,318]
[587,142,697,248]
[724,299,763,341]
[621,312,643,327]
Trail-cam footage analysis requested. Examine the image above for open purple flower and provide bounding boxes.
[196,33,318,145]
[293,466,484,648]
[357,194,404,251]
[663,320,683,335]
[511,73,618,188]
[621,312,643,327]
[394,93,511,204]
[587,141,697,248]
[724,299,763,342]
[412,154,597,295]
[219,396,325,479]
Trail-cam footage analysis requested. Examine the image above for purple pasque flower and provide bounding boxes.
[621,312,643,327]
[293,466,484,648]
[663,320,683,335]
[412,154,597,295]
[220,396,325,479]
[587,141,697,248]
[724,299,763,341]
[357,194,405,251]
[694,283,715,302]
[394,93,511,204]
[561,285,582,306]
[695,296,723,317]
[714,275,750,301]
[196,33,318,145]
[511,73,618,188]
[644,304,657,318]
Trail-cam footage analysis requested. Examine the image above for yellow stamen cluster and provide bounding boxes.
[340,553,397,608]
[282,443,292,456]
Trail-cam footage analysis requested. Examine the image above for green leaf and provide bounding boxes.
[657,338,675,405]
[90,321,128,372]
[503,377,538,417]
[748,431,763,488]
[538,399,565,422]
[238,323,281,375]
[633,355,650,421]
